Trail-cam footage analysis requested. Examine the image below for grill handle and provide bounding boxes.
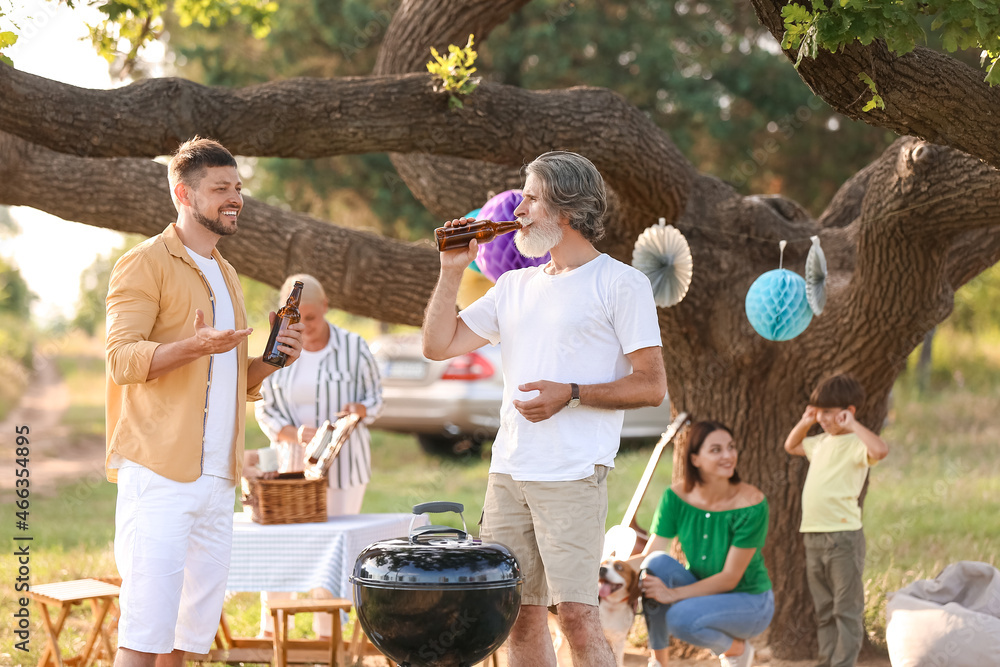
[409,501,468,541]
[413,501,464,515]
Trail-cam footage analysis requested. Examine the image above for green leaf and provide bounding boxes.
[426,33,480,106]
[858,72,877,93]
[0,52,11,67]
[782,4,813,24]
[986,56,1000,86]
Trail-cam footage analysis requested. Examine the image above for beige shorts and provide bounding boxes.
[480,466,608,607]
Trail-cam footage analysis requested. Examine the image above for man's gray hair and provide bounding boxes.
[524,151,608,242]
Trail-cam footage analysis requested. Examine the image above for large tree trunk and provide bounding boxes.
[1,0,1000,659]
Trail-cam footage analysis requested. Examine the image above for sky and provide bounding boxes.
[2,0,126,323]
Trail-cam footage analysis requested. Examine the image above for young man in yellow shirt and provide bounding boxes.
[784,373,889,667]
[106,137,303,667]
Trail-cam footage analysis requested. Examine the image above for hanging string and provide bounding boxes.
[778,240,787,269]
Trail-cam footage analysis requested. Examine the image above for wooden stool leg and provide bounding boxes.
[270,608,282,667]
[329,611,344,667]
[78,598,112,667]
[37,602,71,667]
[348,620,363,667]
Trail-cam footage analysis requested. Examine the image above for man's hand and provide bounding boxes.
[513,380,573,423]
[193,309,253,354]
[438,218,482,270]
[146,309,254,380]
[267,312,305,365]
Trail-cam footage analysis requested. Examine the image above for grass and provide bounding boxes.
[862,377,1000,648]
[1,328,997,665]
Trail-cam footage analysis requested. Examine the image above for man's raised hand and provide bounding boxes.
[192,309,252,354]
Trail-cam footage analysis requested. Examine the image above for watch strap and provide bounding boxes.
[567,382,580,407]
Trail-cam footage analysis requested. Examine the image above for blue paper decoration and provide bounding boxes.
[745,268,813,341]
[465,208,483,273]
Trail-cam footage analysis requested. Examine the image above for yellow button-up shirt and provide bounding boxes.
[105,223,263,483]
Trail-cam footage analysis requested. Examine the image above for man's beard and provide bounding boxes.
[514,217,562,258]
[195,209,237,237]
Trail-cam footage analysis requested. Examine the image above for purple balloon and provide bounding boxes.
[475,190,550,282]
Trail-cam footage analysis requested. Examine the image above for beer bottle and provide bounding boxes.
[261,280,303,368]
[304,421,332,465]
[434,219,522,252]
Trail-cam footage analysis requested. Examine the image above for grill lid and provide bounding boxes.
[351,502,522,589]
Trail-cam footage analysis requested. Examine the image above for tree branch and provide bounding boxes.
[373,0,532,75]
[749,0,1000,170]
[0,131,438,325]
[0,66,693,224]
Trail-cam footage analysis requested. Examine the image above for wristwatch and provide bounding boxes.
[566,383,581,408]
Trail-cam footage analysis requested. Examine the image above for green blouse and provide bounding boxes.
[650,488,772,595]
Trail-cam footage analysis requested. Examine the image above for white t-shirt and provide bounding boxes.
[285,347,325,427]
[460,254,661,481]
[186,247,238,479]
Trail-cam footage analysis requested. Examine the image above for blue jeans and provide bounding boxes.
[641,552,774,655]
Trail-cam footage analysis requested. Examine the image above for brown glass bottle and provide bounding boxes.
[434,219,522,251]
[304,420,332,465]
[261,280,303,368]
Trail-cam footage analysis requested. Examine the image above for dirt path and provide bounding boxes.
[0,356,107,500]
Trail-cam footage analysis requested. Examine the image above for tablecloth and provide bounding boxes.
[227,512,426,599]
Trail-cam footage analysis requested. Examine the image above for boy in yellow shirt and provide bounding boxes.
[784,373,889,667]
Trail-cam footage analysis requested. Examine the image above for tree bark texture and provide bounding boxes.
[2,0,1000,658]
[0,131,439,326]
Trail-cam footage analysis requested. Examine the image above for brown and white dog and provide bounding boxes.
[599,558,641,666]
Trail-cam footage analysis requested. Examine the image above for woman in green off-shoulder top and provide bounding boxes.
[627,421,774,667]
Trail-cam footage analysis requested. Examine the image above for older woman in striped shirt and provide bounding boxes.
[253,273,383,637]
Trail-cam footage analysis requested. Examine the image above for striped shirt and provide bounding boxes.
[255,323,383,489]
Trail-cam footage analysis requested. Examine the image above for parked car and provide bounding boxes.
[369,333,672,455]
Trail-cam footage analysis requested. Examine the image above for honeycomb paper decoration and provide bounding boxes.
[464,208,483,274]
[745,269,813,341]
[457,266,494,309]
[631,218,694,308]
[805,235,828,315]
[475,190,549,282]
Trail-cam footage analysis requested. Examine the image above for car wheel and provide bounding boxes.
[417,434,484,457]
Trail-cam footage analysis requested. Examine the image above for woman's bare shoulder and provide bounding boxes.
[733,483,766,509]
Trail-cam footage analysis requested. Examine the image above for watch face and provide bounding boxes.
[567,398,580,408]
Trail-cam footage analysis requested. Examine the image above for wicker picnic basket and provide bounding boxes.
[242,474,327,525]
[241,414,361,525]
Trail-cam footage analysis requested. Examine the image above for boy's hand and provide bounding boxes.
[835,409,857,430]
[800,405,818,425]
[785,405,815,457]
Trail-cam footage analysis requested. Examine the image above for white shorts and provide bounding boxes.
[114,466,235,654]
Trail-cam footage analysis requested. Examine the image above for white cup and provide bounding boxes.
[257,447,279,473]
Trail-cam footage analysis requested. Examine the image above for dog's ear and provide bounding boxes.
[626,564,642,613]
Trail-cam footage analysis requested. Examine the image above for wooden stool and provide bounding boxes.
[28,578,121,667]
[268,598,354,667]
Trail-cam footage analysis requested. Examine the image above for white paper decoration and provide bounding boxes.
[632,218,694,308]
[805,235,828,315]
